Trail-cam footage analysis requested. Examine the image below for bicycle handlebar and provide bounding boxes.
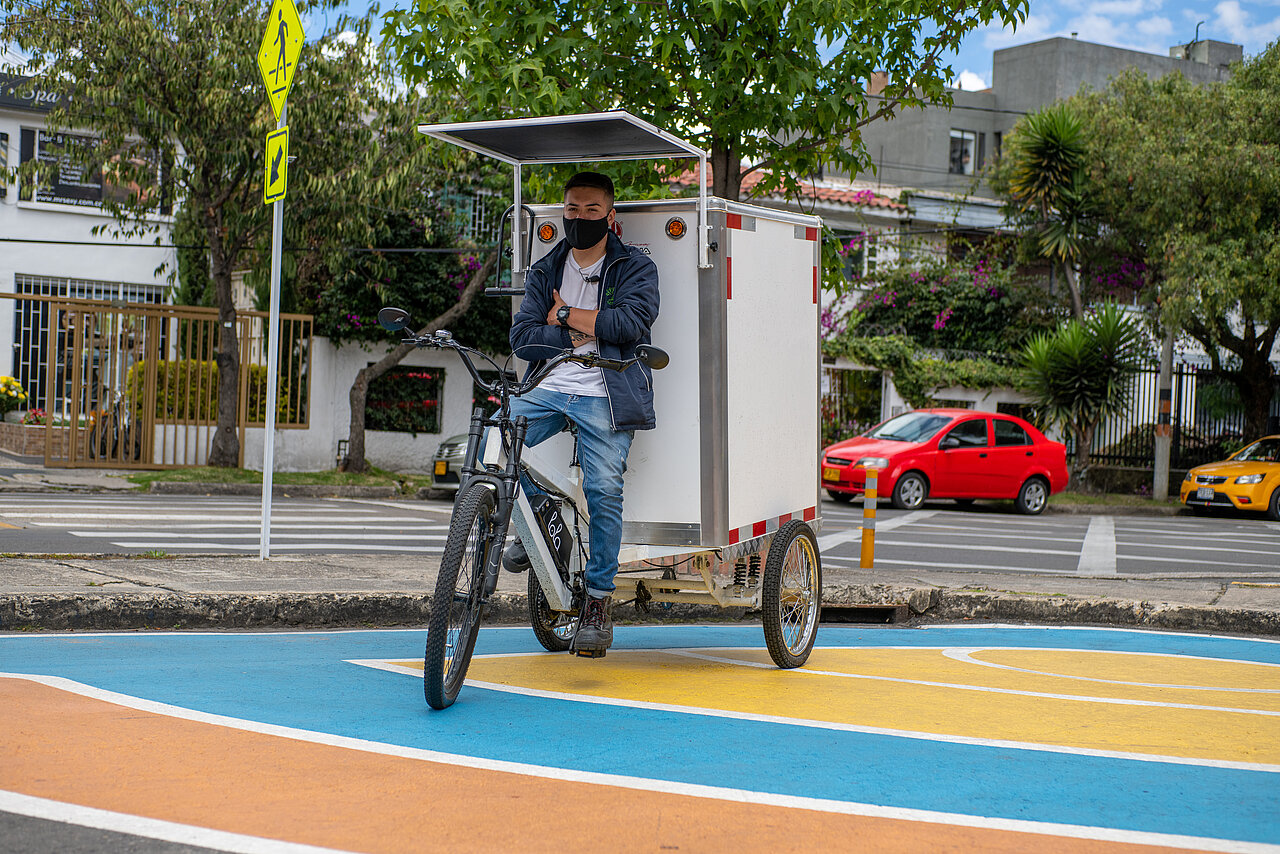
[376,306,669,411]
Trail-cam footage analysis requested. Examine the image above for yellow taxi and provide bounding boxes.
[1180,435,1280,520]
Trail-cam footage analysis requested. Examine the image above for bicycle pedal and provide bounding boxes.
[573,648,607,659]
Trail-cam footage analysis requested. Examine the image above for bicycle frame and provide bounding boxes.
[479,429,587,612]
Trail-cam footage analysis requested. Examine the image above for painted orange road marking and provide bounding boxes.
[0,677,1214,854]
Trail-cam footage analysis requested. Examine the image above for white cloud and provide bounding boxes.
[1137,15,1175,36]
[1087,0,1162,16]
[952,69,989,90]
[982,13,1058,48]
[1212,0,1280,50]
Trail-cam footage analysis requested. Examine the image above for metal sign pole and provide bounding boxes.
[259,102,285,560]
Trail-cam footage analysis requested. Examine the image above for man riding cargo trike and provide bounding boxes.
[382,113,825,709]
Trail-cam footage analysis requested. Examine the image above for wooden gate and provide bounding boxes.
[3,294,311,468]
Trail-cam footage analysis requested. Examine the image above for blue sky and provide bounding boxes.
[325,0,1279,93]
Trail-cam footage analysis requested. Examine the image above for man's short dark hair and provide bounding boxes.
[564,171,615,206]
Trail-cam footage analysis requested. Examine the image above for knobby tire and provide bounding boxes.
[424,484,496,709]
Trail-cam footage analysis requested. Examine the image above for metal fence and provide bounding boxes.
[1087,365,1280,469]
[4,293,311,468]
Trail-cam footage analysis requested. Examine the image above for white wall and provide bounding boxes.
[240,337,486,473]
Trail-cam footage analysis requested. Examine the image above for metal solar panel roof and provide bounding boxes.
[418,112,705,164]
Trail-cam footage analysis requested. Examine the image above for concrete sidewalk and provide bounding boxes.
[2,449,1276,636]
[3,550,1278,637]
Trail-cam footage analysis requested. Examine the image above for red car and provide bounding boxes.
[821,409,1068,515]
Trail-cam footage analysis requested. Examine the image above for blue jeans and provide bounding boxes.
[505,388,633,597]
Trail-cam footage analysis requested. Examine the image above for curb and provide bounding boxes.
[3,585,1275,636]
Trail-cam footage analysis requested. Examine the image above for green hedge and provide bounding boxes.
[125,359,304,424]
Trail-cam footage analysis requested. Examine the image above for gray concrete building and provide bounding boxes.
[836,35,1241,206]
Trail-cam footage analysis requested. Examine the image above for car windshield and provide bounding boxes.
[864,412,953,443]
[1232,437,1280,462]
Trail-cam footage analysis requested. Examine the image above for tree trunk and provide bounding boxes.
[1234,357,1276,441]
[206,216,241,468]
[340,251,498,474]
[1069,421,1095,491]
[1062,263,1084,320]
[710,143,742,202]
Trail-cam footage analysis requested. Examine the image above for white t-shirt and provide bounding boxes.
[540,253,607,397]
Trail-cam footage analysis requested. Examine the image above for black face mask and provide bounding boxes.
[562,215,610,250]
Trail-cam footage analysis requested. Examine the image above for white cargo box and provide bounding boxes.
[421,112,822,550]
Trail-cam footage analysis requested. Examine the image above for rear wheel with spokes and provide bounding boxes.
[424,484,496,709]
[761,520,822,669]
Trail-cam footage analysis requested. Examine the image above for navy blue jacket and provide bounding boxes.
[510,231,660,431]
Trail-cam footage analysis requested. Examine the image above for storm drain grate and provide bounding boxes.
[819,604,909,624]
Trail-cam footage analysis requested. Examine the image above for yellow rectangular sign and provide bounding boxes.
[257,0,305,121]
[264,126,289,204]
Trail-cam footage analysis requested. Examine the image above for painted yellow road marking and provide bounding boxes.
[424,647,1280,765]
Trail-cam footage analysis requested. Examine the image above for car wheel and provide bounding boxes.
[1015,477,1049,515]
[1268,488,1280,522]
[826,490,855,504]
[890,472,928,510]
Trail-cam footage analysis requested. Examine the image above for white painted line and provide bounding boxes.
[69,530,447,539]
[1117,540,1280,556]
[1077,516,1117,574]
[941,647,1280,692]
[819,555,1081,573]
[817,510,936,550]
[872,539,1080,557]
[343,499,455,514]
[665,649,1280,717]
[104,542,442,551]
[0,791,352,854]
[7,512,384,520]
[27,515,438,525]
[4,671,1274,853]
[904,526,1082,544]
[58,523,447,532]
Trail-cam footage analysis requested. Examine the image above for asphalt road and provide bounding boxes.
[3,624,1277,853]
[2,493,1276,577]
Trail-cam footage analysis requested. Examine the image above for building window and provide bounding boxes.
[993,131,1003,161]
[949,129,977,175]
[18,127,170,213]
[365,365,444,435]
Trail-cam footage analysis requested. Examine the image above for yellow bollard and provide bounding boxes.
[860,468,877,568]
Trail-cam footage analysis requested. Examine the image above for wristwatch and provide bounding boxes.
[556,305,572,328]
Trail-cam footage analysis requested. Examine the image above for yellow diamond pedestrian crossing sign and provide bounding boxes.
[257,0,304,121]
[264,126,289,204]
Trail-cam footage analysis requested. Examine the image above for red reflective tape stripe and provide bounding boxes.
[727,213,742,230]
[779,513,792,525]
[804,506,816,521]
[753,520,767,537]
[726,256,732,300]
[806,227,818,241]
[813,266,818,304]
[728,527,740,545]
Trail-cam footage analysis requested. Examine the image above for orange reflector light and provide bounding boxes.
[538,222,557,243]
[665,217,687,239]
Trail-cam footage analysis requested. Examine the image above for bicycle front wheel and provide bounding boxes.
[425,484,496,709]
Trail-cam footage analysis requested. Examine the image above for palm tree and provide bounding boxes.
[1021,303,1144,488]
[1000,103,1090,319]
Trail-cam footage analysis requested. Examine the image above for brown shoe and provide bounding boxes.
[572,595,612,657]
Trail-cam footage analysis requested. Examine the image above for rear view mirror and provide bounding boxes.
[940,436,960,450]
[378,307,412,332]
[635,345,670,370]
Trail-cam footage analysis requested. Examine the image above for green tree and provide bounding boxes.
[305,201,506,472]
[1020,303,1143,486]
[1077,52,1280,439]
[1,0,443,466]
[990,103,1092,319]
[382,0,1029,204]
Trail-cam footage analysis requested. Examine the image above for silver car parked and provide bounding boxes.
[430,434,468,493]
